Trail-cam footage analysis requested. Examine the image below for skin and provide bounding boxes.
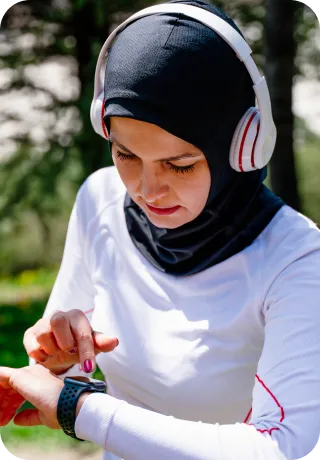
[0,364,89,429]
[110,117,211,229]
[23,309,119,375]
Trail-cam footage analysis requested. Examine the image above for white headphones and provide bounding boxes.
[90,3,277,172]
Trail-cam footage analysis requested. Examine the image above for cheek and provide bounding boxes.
[185,184,209,212]
[114,159,139,188]
[176,167,211,210]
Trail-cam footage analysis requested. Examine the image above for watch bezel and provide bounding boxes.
[64,376,107,391]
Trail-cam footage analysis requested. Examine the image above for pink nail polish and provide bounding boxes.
[84,360,92,373]
[69,348,76,354]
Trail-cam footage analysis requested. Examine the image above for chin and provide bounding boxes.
[148,215,188,229]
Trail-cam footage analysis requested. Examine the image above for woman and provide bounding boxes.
[1,1,320,459]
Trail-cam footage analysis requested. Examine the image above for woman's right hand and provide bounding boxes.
[23,309,119,375]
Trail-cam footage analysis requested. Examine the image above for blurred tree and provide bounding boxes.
[264,0,301,211]
[71,0,155,177]
[225,1,319,211]
[0,0,154,272]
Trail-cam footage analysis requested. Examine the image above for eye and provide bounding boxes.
[168,163,196,174]
[116,150,196,174]
[116,151,134,161]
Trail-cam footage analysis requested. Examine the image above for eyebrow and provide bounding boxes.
[109,137,203,162]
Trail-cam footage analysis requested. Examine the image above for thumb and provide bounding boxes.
[93,332,119,353]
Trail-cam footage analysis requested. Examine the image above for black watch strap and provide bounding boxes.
[57,377,106,441]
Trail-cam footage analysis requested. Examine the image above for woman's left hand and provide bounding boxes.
[0,364,64,429]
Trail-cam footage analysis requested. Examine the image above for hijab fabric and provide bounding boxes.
[103,0,284,276]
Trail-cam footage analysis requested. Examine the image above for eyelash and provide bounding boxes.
[115,151,196,174]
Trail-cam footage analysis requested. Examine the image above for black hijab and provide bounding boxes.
[103,0,284,276]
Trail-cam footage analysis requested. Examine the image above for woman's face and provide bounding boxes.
[109,117,211,229]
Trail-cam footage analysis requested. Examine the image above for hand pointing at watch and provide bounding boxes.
[0,364,91,429]
[24,309,119,375]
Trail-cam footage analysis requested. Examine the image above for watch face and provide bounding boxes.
[65,376,107,391]
[67,376,91,383]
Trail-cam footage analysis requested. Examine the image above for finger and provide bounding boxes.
[93,332,119,353]
[33,319,61,357]
[50,311,76,353]
[68,310,95,373]
[14,409,42,426]
[24,328,51,363]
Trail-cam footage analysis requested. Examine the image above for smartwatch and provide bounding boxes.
[57,376,107,441]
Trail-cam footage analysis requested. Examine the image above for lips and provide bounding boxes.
[145,203,181,215]
[147,204,175,210]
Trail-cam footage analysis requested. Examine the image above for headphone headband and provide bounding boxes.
[91,3,276,171]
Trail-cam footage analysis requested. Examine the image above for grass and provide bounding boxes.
[0,268,58,305]
[1,424,102,458]
[1,423,81,449]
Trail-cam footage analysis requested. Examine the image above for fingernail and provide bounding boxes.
[84,360,92,373]
[69,348,77,354]
[115,338,119,347]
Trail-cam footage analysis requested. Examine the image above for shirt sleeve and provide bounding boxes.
[74,248,320,460]
[29,182,95,379]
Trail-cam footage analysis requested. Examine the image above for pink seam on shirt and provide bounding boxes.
[243,408,252,423]
[249,426,280,435]
[255,374,285,422]
[244,374,285,436]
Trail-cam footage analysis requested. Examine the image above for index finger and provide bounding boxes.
[68,310,95,374]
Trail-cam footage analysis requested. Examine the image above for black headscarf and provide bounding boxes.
[103,0,284,276]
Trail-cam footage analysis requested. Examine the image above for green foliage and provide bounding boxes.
[0,268,58,303]
[0,299,47,369]
[296,137,320,225]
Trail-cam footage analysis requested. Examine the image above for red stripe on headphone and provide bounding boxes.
[251,119,260,169]
[101,102,109,139]
[239,109,259,172]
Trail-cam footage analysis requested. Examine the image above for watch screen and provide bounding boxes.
[65,376,107,391]
[68,376,91,383]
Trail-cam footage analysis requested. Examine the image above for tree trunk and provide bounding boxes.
[72,2,113,180]
[264,0,301,211]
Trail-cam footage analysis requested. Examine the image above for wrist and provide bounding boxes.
[57,377,106,441]
[54,365,75,376]
[36,360,74,375]
[75,391,92,418]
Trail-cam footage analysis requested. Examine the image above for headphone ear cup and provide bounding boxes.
[90,92,109,139]
[230,107,261,172]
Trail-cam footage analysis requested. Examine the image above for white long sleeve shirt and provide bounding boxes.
[35,166,320,460]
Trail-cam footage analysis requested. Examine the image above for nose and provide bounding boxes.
[140,166,169,204]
